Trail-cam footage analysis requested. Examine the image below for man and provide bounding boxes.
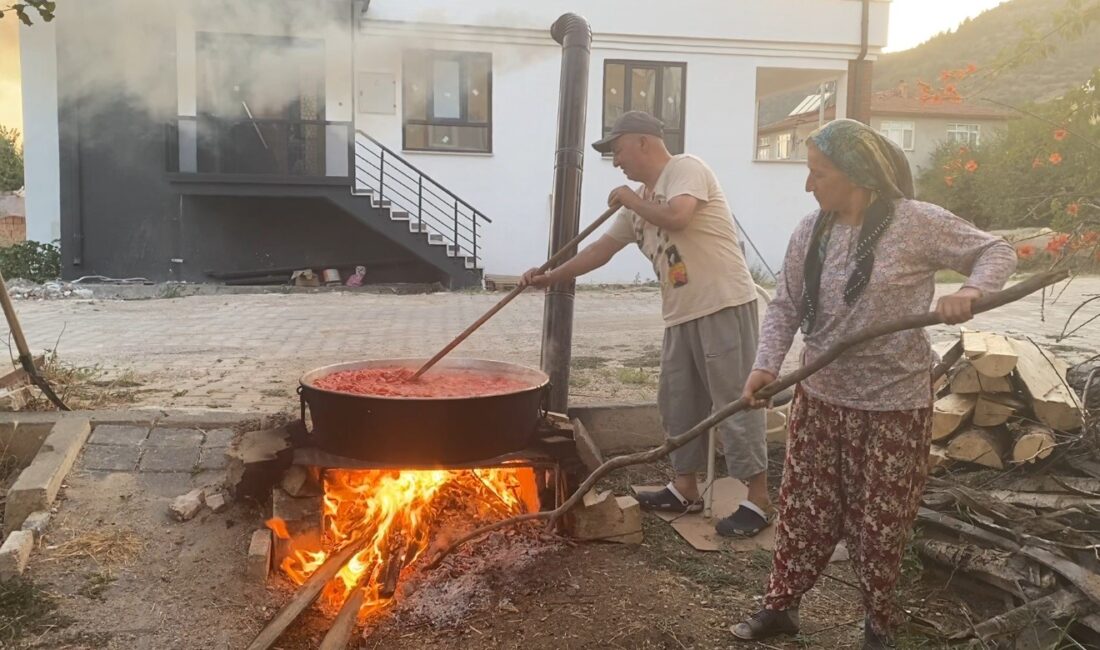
[521,111,770,536]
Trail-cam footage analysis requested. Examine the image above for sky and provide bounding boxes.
[0,1,1010,137]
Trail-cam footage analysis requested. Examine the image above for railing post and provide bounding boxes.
[417,175,423,225]
[379,148,385,200]
[473,214,479,264]
[453,202,459,251]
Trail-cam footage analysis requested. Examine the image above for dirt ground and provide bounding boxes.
[2,445,961,650]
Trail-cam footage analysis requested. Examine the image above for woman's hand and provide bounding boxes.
[936,287,982,324]
[741,369,777,409]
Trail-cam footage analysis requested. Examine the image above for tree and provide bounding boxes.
[0,126,23,192]
[0,1,55,24]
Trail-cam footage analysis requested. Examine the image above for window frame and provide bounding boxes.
[946,123,981,147]
[602,59,687,155]
[401,50,493,154]
[879,120,916,152]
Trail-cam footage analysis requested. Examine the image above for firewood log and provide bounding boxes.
[962,329,1018,377]
[933,394,977,441]
[950,361,1013,394]
[973,393,1025,427]
[960,589,1090,642]
[1010,338,1083,432]
[1011,423,1057,464]
[946,426,1008,469]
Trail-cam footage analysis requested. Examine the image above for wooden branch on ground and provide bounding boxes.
[984,490,1100,511]
[246,537,370,650]
[917,507,1100,607]
[913,538,1055,597]
[318,577,370,650]
[959,589,1091,641]
[423,270,1068,569]
[998,475,1100,495]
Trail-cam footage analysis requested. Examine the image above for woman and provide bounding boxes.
[731,119,1016,648]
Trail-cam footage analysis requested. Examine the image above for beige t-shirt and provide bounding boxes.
[606,154,757,327]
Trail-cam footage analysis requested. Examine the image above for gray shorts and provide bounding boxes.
[658,302,766,479]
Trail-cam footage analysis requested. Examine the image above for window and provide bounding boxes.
[947,123,980,147]
[756,135,772,160]
[402,51,491,153]
[603,60,686,154]
[879,120,915,151]
[776,133,792,160]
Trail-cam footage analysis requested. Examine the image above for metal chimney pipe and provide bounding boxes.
[541,13,592,413]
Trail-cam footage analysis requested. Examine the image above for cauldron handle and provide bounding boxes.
[297,385,312,436]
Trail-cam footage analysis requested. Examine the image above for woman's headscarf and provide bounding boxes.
[799,119,916,334]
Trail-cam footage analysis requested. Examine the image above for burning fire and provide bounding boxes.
[271,467,539,618]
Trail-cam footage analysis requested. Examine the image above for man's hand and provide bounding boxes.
[936,287,982,324]
[520,267,554,289]
[741,369,777,410]
[607,185,640,211]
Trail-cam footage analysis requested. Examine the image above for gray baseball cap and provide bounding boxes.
[592,111,665,154]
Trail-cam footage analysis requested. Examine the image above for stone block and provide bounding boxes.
[0,530,34,581]
[88,424,149,446]
[571,418,604,477]
[197,448,229,471]
[567,491,642,545]
[281,465,322,497]
[139,446,200,473]
[83,444,142,472]
[248,529,272,582]
[206,490,229,513]
[202,428,236,448]
[4,418,92,534]
[145,427,204,448]
[169,488,205,521]
[569,403,663,452]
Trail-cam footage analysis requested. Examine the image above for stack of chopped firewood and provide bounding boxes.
[916,329,1100,647]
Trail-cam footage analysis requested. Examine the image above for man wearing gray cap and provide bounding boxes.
[521,111,770,537]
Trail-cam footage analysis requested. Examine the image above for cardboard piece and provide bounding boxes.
[632,478,848,562]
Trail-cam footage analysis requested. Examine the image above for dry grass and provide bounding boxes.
[22,353,146,411]
[44,526,147,570]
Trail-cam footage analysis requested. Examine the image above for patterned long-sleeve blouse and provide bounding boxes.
[754,199,1018,411]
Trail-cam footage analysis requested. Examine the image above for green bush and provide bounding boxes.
[0,241,62,283]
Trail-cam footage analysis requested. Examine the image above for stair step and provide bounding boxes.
[390,211,409,221]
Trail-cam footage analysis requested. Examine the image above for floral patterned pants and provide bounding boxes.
[764,389,932,636]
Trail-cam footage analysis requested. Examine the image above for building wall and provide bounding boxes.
[870,115,1009,177]
[354,0,888,282]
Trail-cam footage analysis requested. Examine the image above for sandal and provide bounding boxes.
[715,502,774,538]
[635,483,703,513]
[731,608,800,640]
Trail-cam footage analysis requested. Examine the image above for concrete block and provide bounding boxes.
[569,403,663,451]
[0,530,34,581]
[88,424,150,446]
[83,444,142,472]
[571,418,604,476]
[205,490,229,513]
[145,427,204,448]
[139,446,200,473]
[248,529,272,582]
[281,465,322,497]
[4,418,92,534]
[0,418,57,465]
[20,511,51,541]
[197,448,229,471]
[157,411,260,429]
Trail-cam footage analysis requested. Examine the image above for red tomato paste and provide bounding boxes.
[313,367,531,398]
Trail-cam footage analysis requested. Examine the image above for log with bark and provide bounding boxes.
[424,270,1068,569]
[1011,422,1058,464]
[962,329,1018,377]
[958,589,1091,642]
[932,393,977,441]
[973,393,1025,427]
[946,426,1009,469]
[1011,337,1084,432]
[950,360,1014,394]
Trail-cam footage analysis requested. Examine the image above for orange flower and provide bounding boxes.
[1066,202,1080,216]
[1053,129,1068,141]
[1046,233,1071,255]
[1082,231,1099,246]
[965,160,979,173]
[939,70,953,83]
[1032,157,1045,169]
[944,176,955,187]
[958,146,970,156]
[1049,152,1063,165]
[966,63,978,74]
[1016,244,1036,260]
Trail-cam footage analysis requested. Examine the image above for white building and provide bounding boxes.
[20,0,889,285]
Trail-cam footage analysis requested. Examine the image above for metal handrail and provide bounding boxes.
[353,131,489,264]
[354,130,491,224]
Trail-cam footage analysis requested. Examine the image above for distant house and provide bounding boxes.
[757,83,1013,175]
[20,0,892,284]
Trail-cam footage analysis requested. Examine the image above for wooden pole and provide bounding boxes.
[410,203,621,380]
[0,269,68,410]
[318,577,370,650]
[425,270,1069,568]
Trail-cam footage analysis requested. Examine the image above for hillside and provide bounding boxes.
[875,0,1100,106]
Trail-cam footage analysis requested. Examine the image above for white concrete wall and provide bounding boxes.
[18,20,61,243]
[355,1,885,282]
[871,115,1010,176]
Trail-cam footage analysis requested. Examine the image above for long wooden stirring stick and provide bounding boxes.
[410,203,622,381]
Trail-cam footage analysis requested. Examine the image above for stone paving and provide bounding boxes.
[5,277,1099,412]
[82,423,232,474]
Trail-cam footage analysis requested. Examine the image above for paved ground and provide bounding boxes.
[5,277,1100,412]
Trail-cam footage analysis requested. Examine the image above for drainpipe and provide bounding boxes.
[847,0,872,123]
[541,13,591,414]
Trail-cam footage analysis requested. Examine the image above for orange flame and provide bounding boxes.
[279,467,537,619]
